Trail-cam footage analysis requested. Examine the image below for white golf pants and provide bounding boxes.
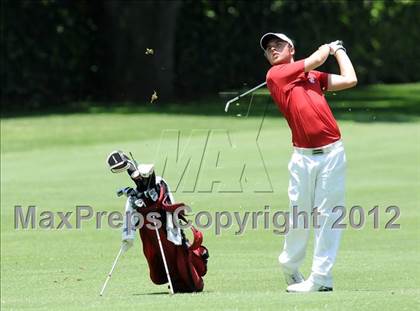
[279,140,346,288]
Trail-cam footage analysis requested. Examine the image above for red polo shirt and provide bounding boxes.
[266,59,341,148]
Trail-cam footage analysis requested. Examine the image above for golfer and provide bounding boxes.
[260,33,357,292]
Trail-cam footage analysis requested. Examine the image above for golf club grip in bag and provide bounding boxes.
[136,181,209,293]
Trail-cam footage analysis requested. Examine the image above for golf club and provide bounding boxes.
[224,81,267,112]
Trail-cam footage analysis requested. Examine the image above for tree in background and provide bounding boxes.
[175,0,420,97]
[2,0,102,109]
[2,0,419,111]
[102,1,180,102]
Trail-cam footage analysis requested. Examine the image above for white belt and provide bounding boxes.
[294,140,343,155]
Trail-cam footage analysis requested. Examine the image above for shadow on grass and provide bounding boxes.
[132,290,211,296]
[132,291,169,296]
[2,83,419,123]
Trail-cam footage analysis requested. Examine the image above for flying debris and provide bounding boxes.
[145,48,154,55]
[150,91,158,104]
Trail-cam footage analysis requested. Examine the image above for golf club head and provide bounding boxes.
[107,150,158,192]
[116,187,137,197]
[107,150,135,173]
[131,164,157,192]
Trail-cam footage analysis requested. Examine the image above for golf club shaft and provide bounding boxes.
[99,246,123,296]
[224,81,267,112]
[154,223,175,295]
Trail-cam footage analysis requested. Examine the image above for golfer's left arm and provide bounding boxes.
[327,49,358,91]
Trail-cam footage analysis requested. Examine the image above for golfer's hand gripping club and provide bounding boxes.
[328,40,345,55]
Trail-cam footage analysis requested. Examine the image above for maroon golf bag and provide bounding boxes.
[135,180,209,293]
[107,150,209,293]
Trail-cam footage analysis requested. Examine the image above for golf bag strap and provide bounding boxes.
[161,203,202,250]
[161,202,185,213]
[157,182,165,205]
[157,183,203,250]
[188,226,203,251]
[159,182,188,213]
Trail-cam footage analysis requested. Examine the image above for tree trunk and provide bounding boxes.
[103,1,181,102]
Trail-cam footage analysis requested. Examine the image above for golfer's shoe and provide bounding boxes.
[286,279,333,293]
[284,271,304,286]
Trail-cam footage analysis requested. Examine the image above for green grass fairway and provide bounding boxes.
[1,84,420,310]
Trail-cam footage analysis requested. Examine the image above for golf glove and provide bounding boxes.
[328,40,346,55]
[121,239,134,253]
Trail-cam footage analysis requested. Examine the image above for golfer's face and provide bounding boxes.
[265,39,292,65]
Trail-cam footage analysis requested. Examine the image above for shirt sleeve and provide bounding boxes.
[312,70,329,92]
[267,60,305,88]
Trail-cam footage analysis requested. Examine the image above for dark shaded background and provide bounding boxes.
[2,0,419,111]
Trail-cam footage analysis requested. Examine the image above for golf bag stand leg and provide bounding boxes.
[153,219,175,294]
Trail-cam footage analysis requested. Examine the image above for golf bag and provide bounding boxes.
[107,150,209,293]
